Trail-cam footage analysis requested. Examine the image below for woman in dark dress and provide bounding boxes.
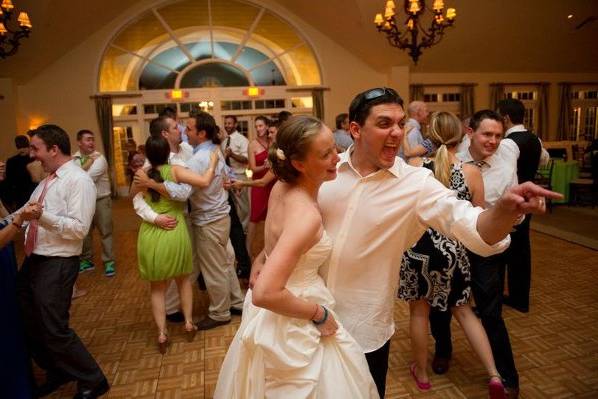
[399,112,505,399]
[0,200,40,399]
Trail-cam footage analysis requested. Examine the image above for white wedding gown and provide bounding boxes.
[214,232,379,399]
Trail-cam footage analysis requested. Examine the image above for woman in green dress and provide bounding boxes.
[133,136,219,353]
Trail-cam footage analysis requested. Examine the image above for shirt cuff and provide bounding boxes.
[164,181,192,201]
[450,207,511,256]
[39,210,59,230]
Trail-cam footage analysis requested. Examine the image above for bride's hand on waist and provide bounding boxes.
[312,305,338,336]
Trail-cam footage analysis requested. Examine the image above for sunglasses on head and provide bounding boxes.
[362,87,399,101]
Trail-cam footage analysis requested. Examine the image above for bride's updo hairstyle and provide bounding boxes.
[268,115,323,184]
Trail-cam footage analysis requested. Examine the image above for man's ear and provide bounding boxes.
[465,127,473,138]
[198,130,207,139]
[349,121,361,140]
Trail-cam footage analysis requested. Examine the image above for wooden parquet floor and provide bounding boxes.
[30,199,597,399]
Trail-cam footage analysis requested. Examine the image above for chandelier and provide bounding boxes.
[374,0,456,64]
[0,0,32,59]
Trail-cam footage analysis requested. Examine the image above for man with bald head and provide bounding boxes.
[401,100,429,160]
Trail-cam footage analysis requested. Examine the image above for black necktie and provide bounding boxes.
[225,137,231,166]
[469,160,487,168]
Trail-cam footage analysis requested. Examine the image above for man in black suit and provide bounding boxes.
[497,98,542,313]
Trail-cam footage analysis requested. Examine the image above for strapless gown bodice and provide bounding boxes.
[214,231,379,399]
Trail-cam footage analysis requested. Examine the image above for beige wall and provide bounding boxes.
[0,78,19,161]
[410,72,598,141]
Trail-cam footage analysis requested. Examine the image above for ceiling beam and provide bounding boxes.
[110,44,180,74]
[231,8,265,63]
[152,8,195,63]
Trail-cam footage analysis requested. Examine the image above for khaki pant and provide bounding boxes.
[81,196,113,264]
[192,216,244,321]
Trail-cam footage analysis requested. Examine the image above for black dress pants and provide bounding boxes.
[504,215,532,309]
[430,252,519,389]
[364,340,391,399]
[16,255,106,390]
[227,196,251,278]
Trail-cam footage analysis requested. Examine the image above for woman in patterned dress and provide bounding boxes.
[399,112,505,398]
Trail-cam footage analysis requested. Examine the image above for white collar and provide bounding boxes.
[338,145,401,178]
[505,124,526,137]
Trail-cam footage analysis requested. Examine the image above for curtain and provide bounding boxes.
[94,95,116,194]
[311,89,325,120]
[557,83,572,141]
[489,83,504,111]
[459,85,474,119]
[409,84,424,101]
[537,83,549,140]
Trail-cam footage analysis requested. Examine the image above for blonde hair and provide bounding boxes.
[427,111,463,187]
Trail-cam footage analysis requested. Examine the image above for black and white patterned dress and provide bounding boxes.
[399,159,472,311]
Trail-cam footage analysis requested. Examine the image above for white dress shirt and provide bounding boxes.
[134,143,193,223]
[318,149,510,352]
[223,131,249,175]
[73,151,111,198]
[457,148,518,208]
[24,161,96,257]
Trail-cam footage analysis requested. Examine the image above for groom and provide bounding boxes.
[253,88,559,398]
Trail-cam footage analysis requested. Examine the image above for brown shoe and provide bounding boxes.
[504,387,519,399]
[196,316,231,330]
[431,355,450,375]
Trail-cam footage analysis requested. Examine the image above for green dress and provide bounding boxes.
[137,165,193,281]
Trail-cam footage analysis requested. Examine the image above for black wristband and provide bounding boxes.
[312,306,329,325]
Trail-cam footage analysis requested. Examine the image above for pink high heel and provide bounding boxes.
[410,363,432,391]
[488,376,506,399]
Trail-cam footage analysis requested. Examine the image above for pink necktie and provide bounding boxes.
[24,173,56,256]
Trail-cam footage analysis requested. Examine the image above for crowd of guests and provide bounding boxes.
[0,90,559,399]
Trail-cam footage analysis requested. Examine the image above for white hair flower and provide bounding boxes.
[276,148,286,161]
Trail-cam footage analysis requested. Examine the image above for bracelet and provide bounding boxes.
[312,305,329,325]
[309,303,319,320]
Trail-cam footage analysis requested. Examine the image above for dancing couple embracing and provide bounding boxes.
[215,88,559,398]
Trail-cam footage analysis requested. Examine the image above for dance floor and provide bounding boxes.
[27,199,597,398]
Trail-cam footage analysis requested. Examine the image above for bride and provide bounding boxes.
[214,115,378,398]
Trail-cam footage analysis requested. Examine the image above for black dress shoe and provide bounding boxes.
[35,373,73,397]
[196,316,231,330]
[230,307,243,316]
[166,311,185,323]
[431,354,451,375]
[503,296,529,313]
[197,274,207,291]
[504,386,520,399]
[73,378,110,399]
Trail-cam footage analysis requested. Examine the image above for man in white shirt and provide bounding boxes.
[431,110,521,398]
[16,125,108,398]
[315,89,555,398]
[221,116,250,228]
[497,98,548,314]
[73,129,116,277]
[220,115,252,278]
[132,116,193,323]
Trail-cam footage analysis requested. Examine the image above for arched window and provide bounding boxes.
[99,0,321,92]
